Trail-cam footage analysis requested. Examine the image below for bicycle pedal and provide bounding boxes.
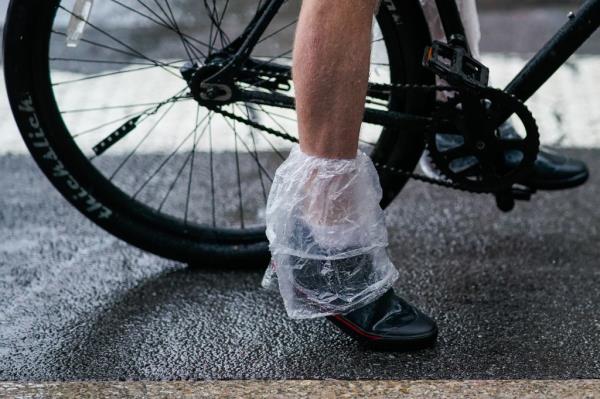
[494,186,535,213]
[423,40,490,89]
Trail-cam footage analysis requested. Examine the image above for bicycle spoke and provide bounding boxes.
[50,57,159,66]
[52,30,141,60]
[150,0,200,62]
[258,19,298,45]
[208,114,216,228]
[223,109,275,181]
[256,104,294,142]
[58,5,184,80]
[108,101,178,180]
[163,0,198,62]
[251,49,294,70]
[61,101,174,114]
[158,111,212,212]
[184,105,201,226]
[216,0,232,49]
[207,2,216,55]
[253,55,292,60]
[245,121,286,163]
[137,0,212,55]
[52,61,181,86]
[110,0,209,59]
[72,87,188,139]
[136,0,173,27]
[152,0,175,27]
[210,0,226,50]
[203,0,232,53]
[132,112,212,199]
[231,106,245,229]
[243,105,269,205]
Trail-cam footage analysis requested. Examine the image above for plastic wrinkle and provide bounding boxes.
[262,144,399,319]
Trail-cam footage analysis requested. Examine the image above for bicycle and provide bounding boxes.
[4,0,599,267]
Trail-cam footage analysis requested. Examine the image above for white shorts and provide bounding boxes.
[375,0,481,58]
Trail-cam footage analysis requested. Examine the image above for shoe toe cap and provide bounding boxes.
[373,310,438,339]
[528,151,589,188]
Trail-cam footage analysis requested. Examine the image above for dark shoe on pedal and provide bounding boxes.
[420,122,589,190]
[326,289,438,350]
[499,123,589,190]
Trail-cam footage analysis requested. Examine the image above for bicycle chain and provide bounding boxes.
[208,66,526,195]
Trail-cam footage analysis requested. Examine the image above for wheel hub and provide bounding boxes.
[180,60,237,106]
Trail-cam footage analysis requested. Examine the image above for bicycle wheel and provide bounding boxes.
[4,0,434,267]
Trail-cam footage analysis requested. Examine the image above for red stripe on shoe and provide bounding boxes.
[332,315,383,341]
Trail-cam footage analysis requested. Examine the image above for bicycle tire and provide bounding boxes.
[3,0,434,267]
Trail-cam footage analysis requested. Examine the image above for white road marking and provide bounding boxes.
[1,54,599,155]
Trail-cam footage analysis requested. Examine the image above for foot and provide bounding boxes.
[269,207,436,349]
[420,122,589,190]
[326,289,438,350]
[285,218,399,317]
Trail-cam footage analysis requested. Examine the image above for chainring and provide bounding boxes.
[425,87,540,193]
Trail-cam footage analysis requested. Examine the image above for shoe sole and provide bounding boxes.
[326,315,438,351]
[521,170,589,191]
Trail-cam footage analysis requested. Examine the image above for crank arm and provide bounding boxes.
[495,186,536,212]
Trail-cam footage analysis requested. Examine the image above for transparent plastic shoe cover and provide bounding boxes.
[262,144,399,319]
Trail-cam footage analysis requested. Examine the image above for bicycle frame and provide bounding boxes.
[217,0,433,130]
[207,0,286,78]
[217,0,600,129]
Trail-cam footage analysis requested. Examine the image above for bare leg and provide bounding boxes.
[263,2,439,340]
[293,0,380,159]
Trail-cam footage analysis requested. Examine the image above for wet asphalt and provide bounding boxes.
[1,0,600,382]
[1,149,599,381]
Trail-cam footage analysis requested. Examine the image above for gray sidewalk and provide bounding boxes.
[2,380,600,398]
[1,149,599,381]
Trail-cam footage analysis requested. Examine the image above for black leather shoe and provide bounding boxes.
[286,219,397,315]
[499,123,589,190]
[282,219,437,350]
[326,289,438,350]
